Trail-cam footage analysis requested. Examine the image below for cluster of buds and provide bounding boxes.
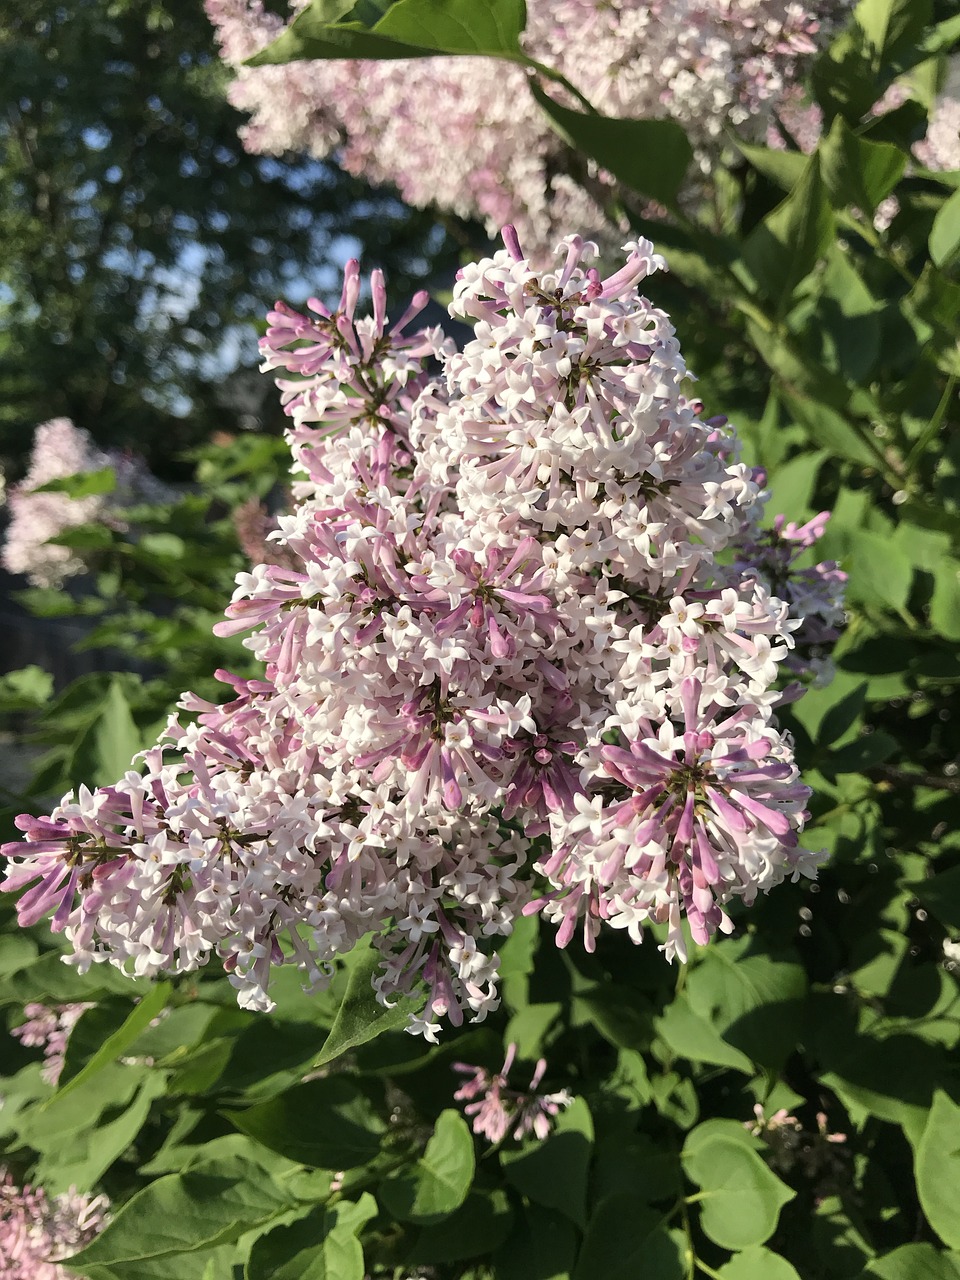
[2,230,838,1039]
[453,1043,571,1143]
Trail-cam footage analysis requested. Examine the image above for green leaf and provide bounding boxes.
[854,0,933,58]
[844,529,913,611]
[500,1097,593,1227]
[504,1002,562,1058]
[55,981,171,1100]
[224,1076,385,1169]
[930,556,960,641]
[736,144,808,192]
[930,189,960,269]
[0,950,147,1007]
[683,940,808,1074]
[573,1201,684,1280]
[717,1247,802,1280]
[409,1190,513,1264]
[779,394,878,468]
[820,116,905,213]
[862,1243,960,1280]
[682,1130,794,1251]
[818,682,867,747]
[375,0,526,55]
[907,865,960,930]
[315,937,423,1067]
[379,1110,475,1224]
[529,78,693,210]
[493,1203,578,1280]
[246,1196,378,1280]
[70,676,144,788]
[0,664,54,712]
[138,532,186,559]
[916,1092,960,1248]
[67,1159,297,1271]
[50,522,114,550]
[655,992,753,1074]
[827,730,897,774]
[33,466,116,499]
[741,160,834,311]
[762,450,828,521]
[248,0,526,64]
[36,1072,168,1195]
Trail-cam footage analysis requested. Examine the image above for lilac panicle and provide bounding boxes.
[1,229,837,1037]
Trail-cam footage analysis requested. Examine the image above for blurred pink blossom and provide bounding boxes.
[10,1003,91,1086]
[206,0,848,256]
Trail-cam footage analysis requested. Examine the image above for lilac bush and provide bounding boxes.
[1,230,840,1039]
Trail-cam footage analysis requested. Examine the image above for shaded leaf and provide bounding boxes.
[741,160,834,310]
[408,1190,513,1264]
[530,79,693,210]
[56,981,171,1099]
[573,1200,683,1280]
[246,1195,377,1280]
[225,1077,385,1169]
[500,1097,593,1227]
[908,865,960,930]
[248,0,525,64]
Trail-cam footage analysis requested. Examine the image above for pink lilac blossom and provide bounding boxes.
[2,420,112,588]
[0,1169,108,1280]
[1,231,837,1039]
[2,420,177,589]
[205,0,847,255]
[452,1043,571,1142]
[914,95,960,173]
[9,1003,91,1086]
[735,498,846,687]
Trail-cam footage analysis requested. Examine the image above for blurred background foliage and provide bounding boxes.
[0,0,465,472]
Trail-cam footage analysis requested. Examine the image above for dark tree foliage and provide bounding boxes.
[0,0,459,472]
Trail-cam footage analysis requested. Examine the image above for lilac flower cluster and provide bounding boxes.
[0,1169,107,1280]
[2,420,112,589]
[2,419,175,589]
[10,1003,91,1086]
[2,231,836,1039]
[453,1043,570,1143]
[206,0,846,255]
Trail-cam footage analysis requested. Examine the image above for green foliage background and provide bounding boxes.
[1,1,960,1277]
